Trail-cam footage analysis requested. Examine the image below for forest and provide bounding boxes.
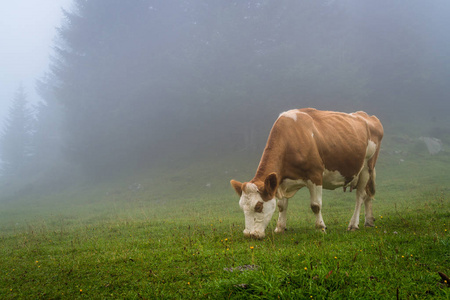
[1,0,450,197]
[1,2,450,298]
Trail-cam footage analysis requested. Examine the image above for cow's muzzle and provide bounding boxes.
[243,229,265,239]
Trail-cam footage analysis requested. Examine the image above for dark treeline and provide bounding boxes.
[1,0,450,196]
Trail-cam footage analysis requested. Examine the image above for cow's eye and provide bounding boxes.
[254,201,264,213]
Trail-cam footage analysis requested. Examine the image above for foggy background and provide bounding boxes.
[0,0,71,122]
[1,0,450,199]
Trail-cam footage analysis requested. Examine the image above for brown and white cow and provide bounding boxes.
[231,108,383,239]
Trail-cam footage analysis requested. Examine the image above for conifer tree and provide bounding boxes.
[0,85,34,177]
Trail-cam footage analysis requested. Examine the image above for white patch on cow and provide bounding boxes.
[277,178,307,199]
[239,183,276,239]
[322,169,346,190]
[278,109,298,122]
[366,140,377,159]
[245,183,259,193]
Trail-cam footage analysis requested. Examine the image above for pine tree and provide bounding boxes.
[0,85,34,177]
[31,78,66,176]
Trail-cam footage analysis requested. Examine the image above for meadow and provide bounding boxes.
[0,134,449,299]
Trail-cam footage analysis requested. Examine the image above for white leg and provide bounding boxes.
[348,190,365,231]
[307,182,326,230]
[348,167,370,231]
[364,195,375,227]
[275,198,288,233]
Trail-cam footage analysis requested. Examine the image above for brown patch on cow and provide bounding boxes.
[257,172,278,201]
[310,204,321,214]
[254,201,264,213]
[278,203,284,212]
[265,173,278,197]
[251,178,276,202]
[365,169,376,197]
[230,180,243,196]
[252,181,264,192]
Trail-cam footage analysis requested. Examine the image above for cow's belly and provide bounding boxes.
[277,163,368,197]
[277,169,357,198]
[322,169,351,190]
[277,170,356,198]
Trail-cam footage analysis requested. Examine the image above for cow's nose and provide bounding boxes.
[250,231,265,239]
[243,229,251,238]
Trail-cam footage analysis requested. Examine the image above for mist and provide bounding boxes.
[1,0,450,199]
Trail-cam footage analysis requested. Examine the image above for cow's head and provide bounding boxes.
[230,173,278,239]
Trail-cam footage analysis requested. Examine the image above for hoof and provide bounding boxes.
[365,217,376,227]
[274,227,286,234]
[347,226,359,231]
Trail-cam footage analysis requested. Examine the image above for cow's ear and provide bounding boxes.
[263,172,278,200]
[230,180,243,196]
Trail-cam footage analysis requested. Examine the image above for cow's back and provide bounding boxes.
[277,109,382,183]
[296,109,373,178]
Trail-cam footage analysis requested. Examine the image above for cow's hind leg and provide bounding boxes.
[275,198,288,233]
[363,168,376,227]
[363,196,375,227]
[348,167,370,231]
[307,182,327,231]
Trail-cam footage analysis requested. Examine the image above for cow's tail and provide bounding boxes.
[365,168,376,197]
[365,140,381,198]
[364,115,383,198]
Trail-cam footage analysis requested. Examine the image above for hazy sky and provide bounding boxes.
[0,0,72,126]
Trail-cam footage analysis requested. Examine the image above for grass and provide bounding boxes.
[0,137,449,299]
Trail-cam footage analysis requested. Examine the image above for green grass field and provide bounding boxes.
[1,135,449,299]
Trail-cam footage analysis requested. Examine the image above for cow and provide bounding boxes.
[230,108,383,239]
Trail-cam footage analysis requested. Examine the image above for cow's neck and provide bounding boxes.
[251,142,284,184]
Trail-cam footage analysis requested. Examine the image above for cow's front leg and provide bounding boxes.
[307,182,326,231]
[275,198,288,233]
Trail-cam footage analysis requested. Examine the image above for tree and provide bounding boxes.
[47,0,203,175]
[40,0,450,179]
[28,78,68,182]
[41,0,364,175]
[0,85,34,177]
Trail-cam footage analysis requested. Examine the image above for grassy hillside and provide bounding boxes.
[1,134,449,299]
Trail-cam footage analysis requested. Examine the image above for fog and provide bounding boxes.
[1,0,450,199]
[0,0,72,123]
